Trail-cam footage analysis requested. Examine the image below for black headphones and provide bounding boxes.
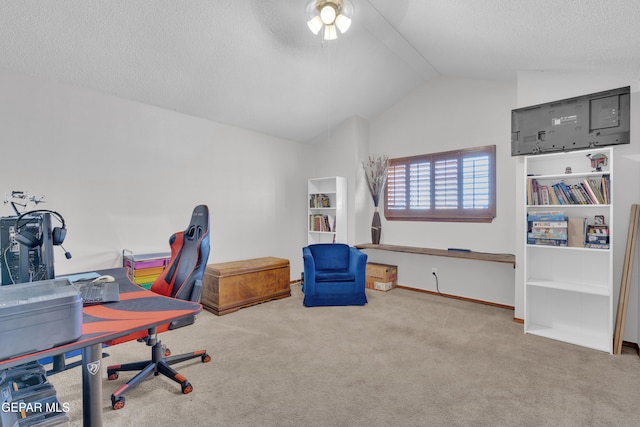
[14,210,67,248]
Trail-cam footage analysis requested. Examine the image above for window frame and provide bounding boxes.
[384,145,496,223]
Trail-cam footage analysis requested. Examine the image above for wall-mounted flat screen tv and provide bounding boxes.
[511,86,630,156]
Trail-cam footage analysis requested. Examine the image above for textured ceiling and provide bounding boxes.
[1,0,639,142]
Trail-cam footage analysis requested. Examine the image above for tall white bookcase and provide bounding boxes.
[308,177,347,245]
[524,147,613,353]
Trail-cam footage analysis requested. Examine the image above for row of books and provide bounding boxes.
[527,175,610,206]
[527,211,567,246]
[526,212,609,249]
[309,194,331,208]
[309,214,336,232]
[586,224,610,249]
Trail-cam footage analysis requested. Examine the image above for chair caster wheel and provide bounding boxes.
[202,354,211,363]
[107,371,118,380]
[182,382,193,394]
[112,396,125,410]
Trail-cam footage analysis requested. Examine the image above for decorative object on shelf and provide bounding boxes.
[564,166,572,174]
[306,0,354,41]
[362,155,389,245]
[587,152,608,171]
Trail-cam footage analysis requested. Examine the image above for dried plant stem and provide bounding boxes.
[362,155,389,207]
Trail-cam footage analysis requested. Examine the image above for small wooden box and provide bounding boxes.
[202,257,290,316]
[366,262,398,291]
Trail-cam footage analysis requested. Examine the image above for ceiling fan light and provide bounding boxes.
[335,14,351,33]
[306,0,354,40]
[320,4,337,25]
[307,16,323,35]
[324,24,337,40]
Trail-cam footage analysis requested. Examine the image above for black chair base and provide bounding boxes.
[107,337,210,410]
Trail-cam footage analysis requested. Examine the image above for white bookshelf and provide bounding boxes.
[524,147,613,353]
[308,177,347,244]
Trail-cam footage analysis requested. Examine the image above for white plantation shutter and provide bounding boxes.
[463,155,490,209]
[387,164,407,210]
[384,145,496,222]
[409,162,430,209]
[434,159,457,209]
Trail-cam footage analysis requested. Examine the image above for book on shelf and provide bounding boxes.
[527,211,566,221]
[559,182,579,204]
[581,179,602,204]
[531,221,568,228]
[527,178,537,205]
[600,175,610,203]
[575,183,592,204]
[588,225,609,235]
[586,224,610,248]
[527,238,568,247]
[527,211,568,246]
[528,232,568,239]
[529,228,568,239]
[309,194,331,208]
[538,185,550,205]
[527,175,610,205]
[587,235,610,245]
[309,214,333,232]
[585,243,610,249]
[590,176,610,204]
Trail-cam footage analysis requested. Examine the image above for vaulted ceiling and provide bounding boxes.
[1,0,639,142]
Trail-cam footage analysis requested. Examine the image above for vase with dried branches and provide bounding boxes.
[362,155,390,244]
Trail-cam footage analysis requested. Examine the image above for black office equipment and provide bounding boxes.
[0,214,54,285]
[511,86,630,156]
[0,279,82,361]
[0,361,70,427]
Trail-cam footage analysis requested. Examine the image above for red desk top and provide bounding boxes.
[0,267,202,368]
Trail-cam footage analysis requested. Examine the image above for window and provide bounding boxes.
[384,145,496,222]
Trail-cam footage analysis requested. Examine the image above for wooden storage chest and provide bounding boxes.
[202,257,290,315]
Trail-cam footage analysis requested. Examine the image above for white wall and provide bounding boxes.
[514,72,640,342]
[362,76,518,306]
[0,70,308,279]
[370,77,517,252]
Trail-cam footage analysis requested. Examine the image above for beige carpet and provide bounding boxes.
[49,284,640,426]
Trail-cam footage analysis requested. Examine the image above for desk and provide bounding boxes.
[0,267,202,427]
[356,243,516,308]
[355,243,516,266]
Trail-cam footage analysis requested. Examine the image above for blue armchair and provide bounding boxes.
[302,244,368,307]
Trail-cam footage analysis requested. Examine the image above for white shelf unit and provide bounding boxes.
[524,147,613,353]
[308,177,347,245]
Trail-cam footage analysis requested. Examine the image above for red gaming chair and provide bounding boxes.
[107,205,211,410]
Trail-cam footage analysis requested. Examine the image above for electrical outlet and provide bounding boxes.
[431,267,437,275]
